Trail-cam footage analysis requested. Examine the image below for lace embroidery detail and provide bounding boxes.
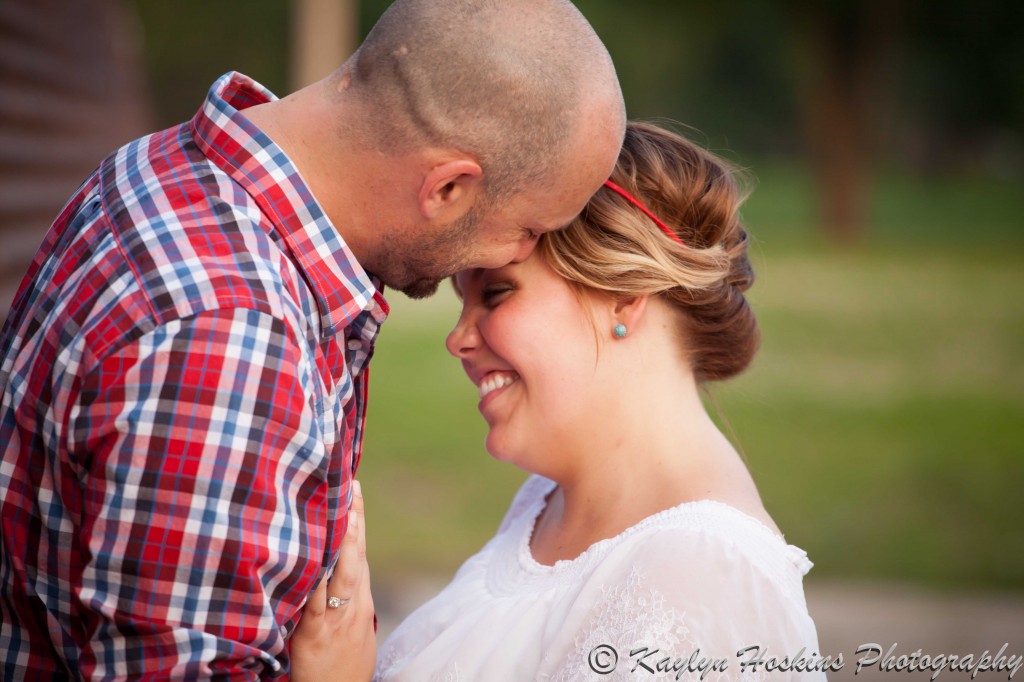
[540,564,766,682]
[487,476,810,611]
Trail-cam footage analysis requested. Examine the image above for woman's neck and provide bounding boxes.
[528,401,734,565]
[527,375,785,564]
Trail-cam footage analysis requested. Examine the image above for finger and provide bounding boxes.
[353,480,367,558]
[351,481,375,627]
[343,480,367,587]
[356,546,374,617]
[328,505,363,606]
[350,479,365,516]
[302,567,329,620]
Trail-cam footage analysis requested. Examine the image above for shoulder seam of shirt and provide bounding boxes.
[82,303,308,384]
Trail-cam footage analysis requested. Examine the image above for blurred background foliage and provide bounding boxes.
[4,0,1021,592]
[129,0,1024,244]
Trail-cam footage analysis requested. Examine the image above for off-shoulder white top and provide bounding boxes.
[375,475,826,681]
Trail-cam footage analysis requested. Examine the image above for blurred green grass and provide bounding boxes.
[360,165,1024,592]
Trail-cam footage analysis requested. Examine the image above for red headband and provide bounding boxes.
[602,180,686,249]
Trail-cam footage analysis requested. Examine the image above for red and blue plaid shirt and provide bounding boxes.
[0,72,388,679]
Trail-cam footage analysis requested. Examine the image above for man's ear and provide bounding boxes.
[418,158,484,220]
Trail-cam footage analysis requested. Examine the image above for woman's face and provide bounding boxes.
[447,252,607,471]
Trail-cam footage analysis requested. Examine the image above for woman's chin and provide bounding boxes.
[484,432,523,466]
[484,437,549,481]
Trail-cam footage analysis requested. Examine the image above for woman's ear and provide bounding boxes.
[418,158,484,220]
[611,295,649,338]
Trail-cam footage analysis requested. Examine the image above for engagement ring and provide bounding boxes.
[327,596,350,609]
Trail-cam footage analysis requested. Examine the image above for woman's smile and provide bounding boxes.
[478,370,521,402]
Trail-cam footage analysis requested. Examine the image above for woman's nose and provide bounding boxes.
[445,313,481,358]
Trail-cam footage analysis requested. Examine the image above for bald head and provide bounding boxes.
[341,0,625,199]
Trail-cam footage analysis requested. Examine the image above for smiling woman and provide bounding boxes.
[372,121,826,681]
[445,258,611,470]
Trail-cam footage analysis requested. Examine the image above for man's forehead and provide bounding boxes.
[508,182,587,225]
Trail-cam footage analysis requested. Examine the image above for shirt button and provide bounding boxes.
[280,625,288,637]
[347,339,362,351]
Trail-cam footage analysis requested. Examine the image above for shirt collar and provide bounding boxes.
[190,71,387,338]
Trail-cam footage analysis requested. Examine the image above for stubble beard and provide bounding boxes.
[382,205,483,299]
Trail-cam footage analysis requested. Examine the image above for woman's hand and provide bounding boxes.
[291,480,376,681]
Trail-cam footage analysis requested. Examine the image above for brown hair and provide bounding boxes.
[539,121,759,382]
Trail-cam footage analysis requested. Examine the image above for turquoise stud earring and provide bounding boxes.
[613,323,627,338]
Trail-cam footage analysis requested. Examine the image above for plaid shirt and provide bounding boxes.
[0,72,388,679]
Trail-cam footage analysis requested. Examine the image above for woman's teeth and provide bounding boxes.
[479,372,519,399]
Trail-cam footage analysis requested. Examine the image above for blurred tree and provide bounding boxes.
[786,2,908,244]
[291,0,359,89]
[575,0,1020,243]
[894,0,1024,177]
[130,1,290,127]
[121,0,1024,243]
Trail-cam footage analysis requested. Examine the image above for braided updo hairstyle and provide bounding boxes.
[539,121,758,382]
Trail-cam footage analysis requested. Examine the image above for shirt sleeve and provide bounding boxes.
[539,525,827,682]
[68,307,331,679]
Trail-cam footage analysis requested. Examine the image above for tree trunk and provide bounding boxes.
[792,4,904,245]
[291,0,359,90]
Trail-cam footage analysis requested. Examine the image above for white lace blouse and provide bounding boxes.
[375,475,826,681]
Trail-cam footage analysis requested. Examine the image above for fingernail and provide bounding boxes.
[349,509,358,530]
[354,480,362,497]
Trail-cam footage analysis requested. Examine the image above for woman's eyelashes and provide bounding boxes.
[481,282,515,306]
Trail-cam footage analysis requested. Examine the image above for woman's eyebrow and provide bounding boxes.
[451,268,484,301]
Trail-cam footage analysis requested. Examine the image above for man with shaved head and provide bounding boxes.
[247,0,624,299]
[0,0,624,678]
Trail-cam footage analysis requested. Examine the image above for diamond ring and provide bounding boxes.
[327,596,351,609]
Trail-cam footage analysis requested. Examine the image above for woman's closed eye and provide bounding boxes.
[481,283,515,306]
